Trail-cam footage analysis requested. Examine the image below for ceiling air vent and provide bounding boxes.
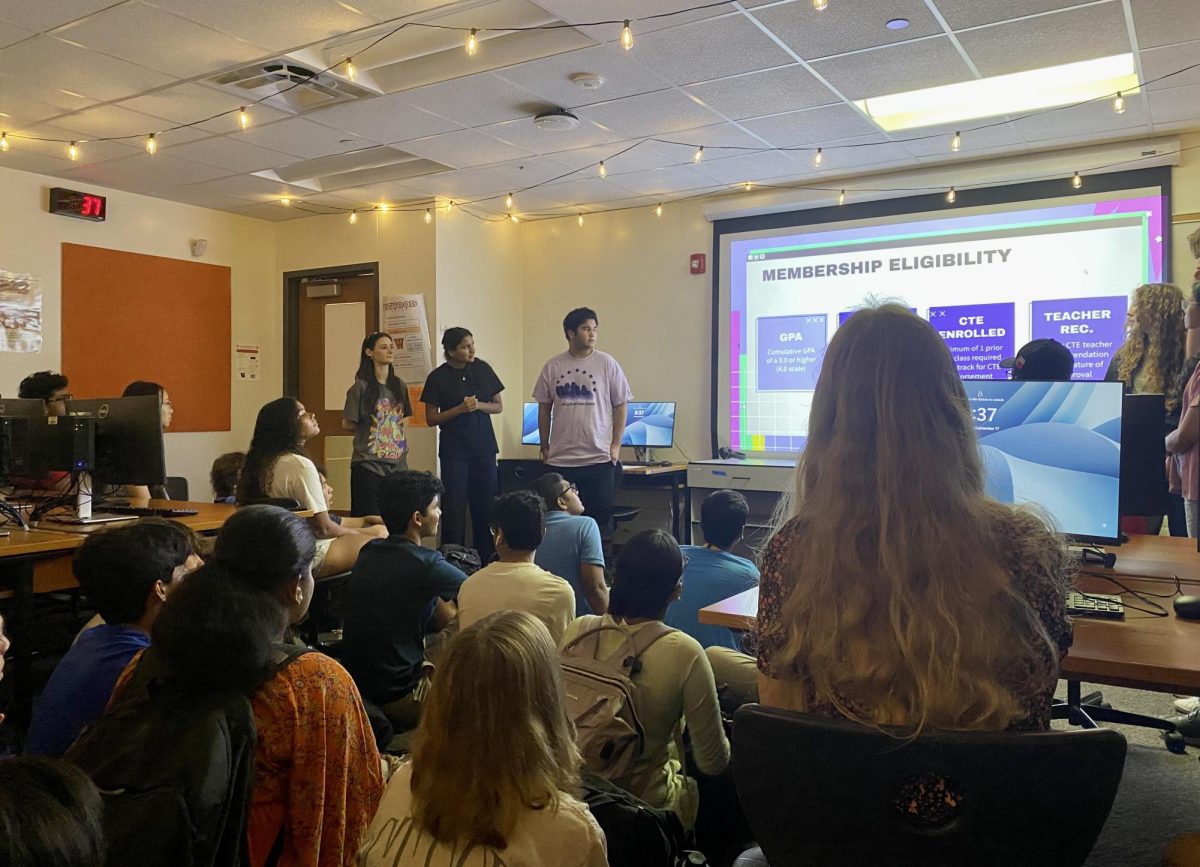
[208,58,380,115]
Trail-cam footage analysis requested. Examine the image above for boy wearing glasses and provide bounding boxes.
[533,472,608,615]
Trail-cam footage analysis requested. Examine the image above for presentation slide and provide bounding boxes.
[967,380,1123,542]
[717,180,1167,454]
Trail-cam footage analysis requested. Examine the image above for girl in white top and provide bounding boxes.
[237,397,385,577]
[560,529,730,829]
[358,610,607,867]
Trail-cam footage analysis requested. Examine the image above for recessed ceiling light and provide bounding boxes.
[854,53,1139,131]
[886,18,909,30]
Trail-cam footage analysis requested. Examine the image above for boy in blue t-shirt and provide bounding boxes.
[666,490,760,650]
[25,519,201,756]
[532,472,608,615]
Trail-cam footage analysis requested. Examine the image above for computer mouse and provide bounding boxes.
[1173,596,1200,620]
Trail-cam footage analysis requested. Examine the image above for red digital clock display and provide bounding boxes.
[49,187,107,221]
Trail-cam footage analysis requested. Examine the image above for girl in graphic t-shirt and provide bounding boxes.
[343,333,413,517]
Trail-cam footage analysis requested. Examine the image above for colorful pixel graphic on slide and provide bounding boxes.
[968,380,1123,541]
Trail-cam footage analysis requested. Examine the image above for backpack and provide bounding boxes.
[560,617,674,785]
[439,543,483,575]
[580,769,690,867]
[65,643,312,867]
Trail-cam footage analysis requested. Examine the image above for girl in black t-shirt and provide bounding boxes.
[420,327,504,562]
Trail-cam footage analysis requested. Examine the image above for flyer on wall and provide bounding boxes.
[381,293,433,383]
[0,271,43,353]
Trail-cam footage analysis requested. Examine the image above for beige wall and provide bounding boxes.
[1171,133,1200,288]
[0,164,279,500]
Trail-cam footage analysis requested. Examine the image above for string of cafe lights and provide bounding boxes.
[0,0,1192,223]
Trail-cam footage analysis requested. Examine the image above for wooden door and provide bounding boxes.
[295,273,379,468]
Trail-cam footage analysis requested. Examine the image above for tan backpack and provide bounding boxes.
[560,617,675,785]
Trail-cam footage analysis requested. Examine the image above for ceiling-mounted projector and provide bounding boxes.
[533,108,581,131]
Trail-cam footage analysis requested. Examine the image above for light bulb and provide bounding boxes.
[950,131,961,152]
[239,106,250,129]
[145,133,157,155]
[946,186,957,204]
[838,189,845,205]
[1113,91,1125,114]
[67,141,79,161]
[813,0,828,9]
[349,210,358,224]
[598,160,607,179]
[509,213,519,223]
[378,202,389,212]
[0,132,9,152]
[280,196,291,206]
[345,58,356,80]
[446,201,454,213]
[620,20,633,51]
[505,192,513,210]
[466,28,478,56]
[693,145,703,163]
[578,213,584,227]
[743,181,753,191]
[654,203,662,217]
[813,147,823,167]
[424,208,432,224]
[1072,171,1083,189]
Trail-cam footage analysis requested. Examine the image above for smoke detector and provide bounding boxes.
[570,73,605,91]
[533,108,581,131]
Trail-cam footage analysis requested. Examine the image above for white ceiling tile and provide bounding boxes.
[0,17,31,48]
[336,0,460,25]
[1139,41,1200,92]
[575,89,725,138]
[533,0,728,35]
[0,35,174,102]
[228,201,305,221]
[118,83,293,139]
[175,173,314,200]
[399,128,533,168]
[55,2,271,78]
[668,122,774,150]
[153,185,262,211]
[142,0,368,52]
[596,164,722,197]
[327,183,428,206]
[57,152,235,193]
[1131,0,1200,49]
[685,65,839,120]
[0,0,117,32]
[696,150,811,185]
[893,120,1026,157]
[1014,95,1152,141]
[7,123,142,163]
[50,105,181,138]
[306,94,463,144]
[399,156,578,197]
[739,104,880,147]
[810,36,975,100]
[956,3,1131,77]
[540,139,690,176]
[628,15,796,86]
[163,135,297,173]
[0,71,95,114]
[933,0,1097,30]
[492,44,674,108]
[238,116,371,158]
[398,73,546,126]
[539,175,642,205]
[0,147,75,176]
[752,0,944,60]
[1148,82,1200,126]
[0,91,71,127]
[810,134,918,171]
[482,115,624,154]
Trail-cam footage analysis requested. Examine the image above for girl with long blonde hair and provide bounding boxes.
[1108,282,1187,414]
[756,304,1073,734]
[357,610,607,867]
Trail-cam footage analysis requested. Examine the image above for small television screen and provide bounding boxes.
[966,380,1123,544]
[522,401,677,448]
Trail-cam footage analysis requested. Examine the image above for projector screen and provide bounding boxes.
[712,168,1171,457]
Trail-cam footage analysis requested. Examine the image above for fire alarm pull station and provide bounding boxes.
[690,253,706,275]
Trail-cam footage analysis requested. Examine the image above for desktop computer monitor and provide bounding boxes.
[965,380,1123,544]
[68,395,166,487]
[521,401,677,448]
[1119,393,1168,518]
[0,398,52,478]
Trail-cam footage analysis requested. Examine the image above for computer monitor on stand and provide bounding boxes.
[66,395,166,520]
[521,401,678,463]
[1119,394,1168,519]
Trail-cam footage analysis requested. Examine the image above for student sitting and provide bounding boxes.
[666,489,759,650]
[0,756,104,867]
[560,529,729,829]
[340,471,466,732]
[27,519,200,756]
[114,505,384,866]
[18,369,70,416]
[119,380,174,500]
[533,472,608,615]
[457,491,576,643]
[756,304,1073,733]
[237,397,385,577]
[211,451,246,504]
[358,610,607,867]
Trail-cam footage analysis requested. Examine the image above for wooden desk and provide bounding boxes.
[33,499,238,535]
[698,534,1200,695]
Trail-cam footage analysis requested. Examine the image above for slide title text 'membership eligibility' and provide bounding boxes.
[760,248,1013,282]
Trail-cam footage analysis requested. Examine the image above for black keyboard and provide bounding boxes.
[1065,591,1125,619]
[102,505,199,518]
[622,460,673,467]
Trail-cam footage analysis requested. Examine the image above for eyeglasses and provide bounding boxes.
[46,394,72,404]
[559,483,579,498]
[680,555,690,570]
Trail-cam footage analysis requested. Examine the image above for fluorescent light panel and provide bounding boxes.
[855,54,1139,131]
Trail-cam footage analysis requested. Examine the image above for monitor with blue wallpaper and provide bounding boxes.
[522,402,676,448]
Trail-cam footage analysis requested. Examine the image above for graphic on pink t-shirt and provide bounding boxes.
[555,369,598,403]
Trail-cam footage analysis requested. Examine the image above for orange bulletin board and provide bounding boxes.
[61,243,231,432]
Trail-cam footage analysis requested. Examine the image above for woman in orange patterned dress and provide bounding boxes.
[112,505,384,867]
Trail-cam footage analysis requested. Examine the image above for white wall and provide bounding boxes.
[0,164,279,500]
[1171,133,1200,288]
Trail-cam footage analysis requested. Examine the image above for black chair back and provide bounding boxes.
[165,475,189,501]
[732,704,1126,867]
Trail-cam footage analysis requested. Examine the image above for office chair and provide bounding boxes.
[731,704,1126,867]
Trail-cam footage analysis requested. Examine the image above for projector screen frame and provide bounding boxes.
[709,166,1173,459]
